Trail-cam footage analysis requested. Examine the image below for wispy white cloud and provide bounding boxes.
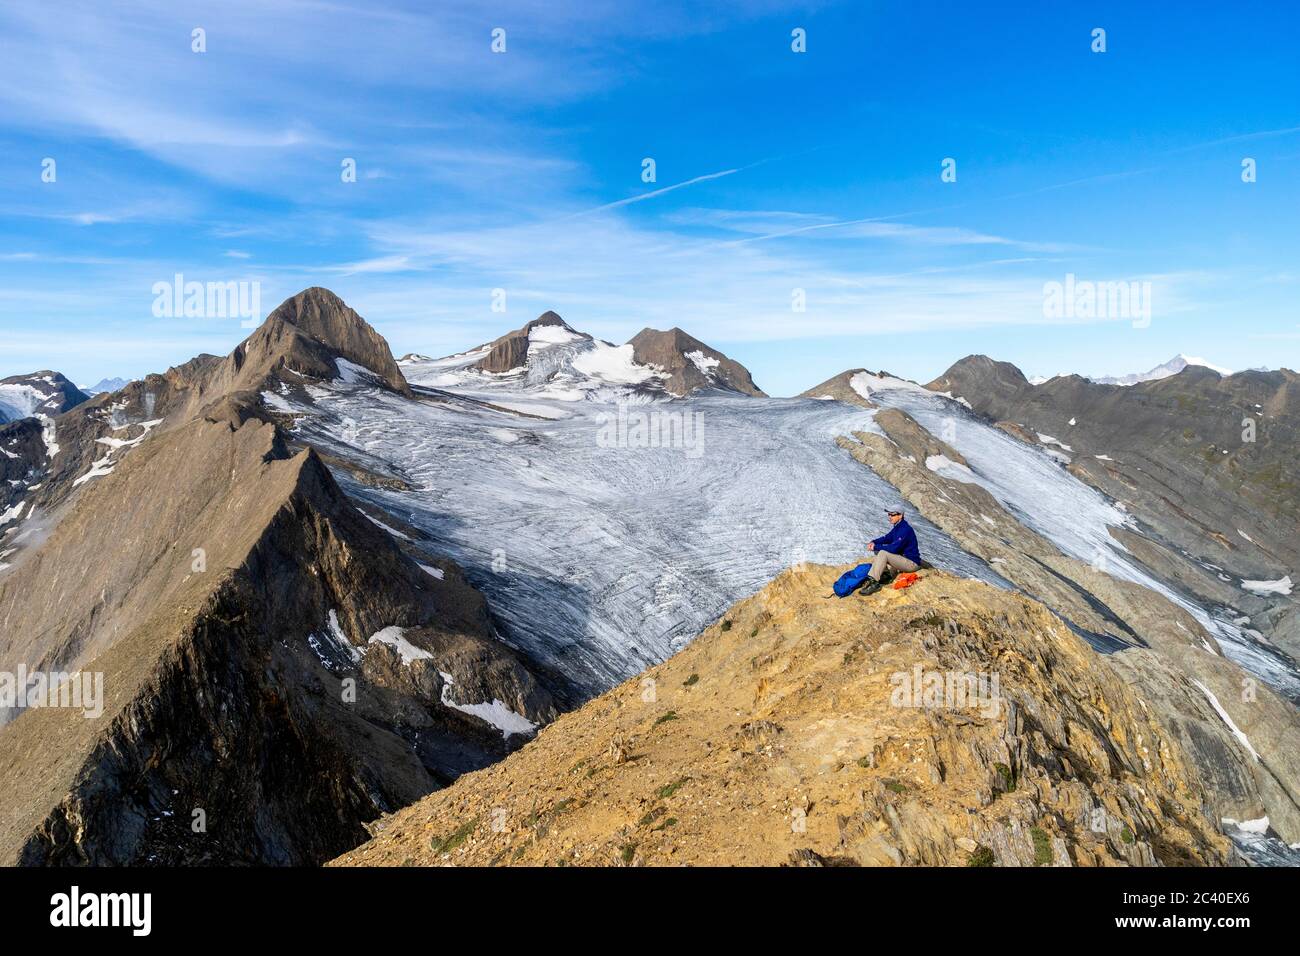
[1164,124,1300,154]
[329,254,414,276]
[666,208,834,233]
[718,215,1070,252]
[0,1,611,191]
[575,168,742,215]
[2,197,201,227]
[338,203,1185,356]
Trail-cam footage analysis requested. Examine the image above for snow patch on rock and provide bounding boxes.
[528,324,585,347]
[335,357,380,385]
[925,454,977,483]
[368,625,432,664]
[1241,575,1292,596]
[685,350,720,375]
[1036,433,1073,453]
[1191,679,1259,761]
[438,670,537,739]
[569,342,658,385]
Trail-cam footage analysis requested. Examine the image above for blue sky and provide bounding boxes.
[1,0,1297,395]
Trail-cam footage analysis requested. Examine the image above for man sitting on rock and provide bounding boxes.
[859,509,921,596]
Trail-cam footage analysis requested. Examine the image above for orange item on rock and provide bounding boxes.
[892,572,920,590]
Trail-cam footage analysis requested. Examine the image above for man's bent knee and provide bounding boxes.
[869,550,895,580]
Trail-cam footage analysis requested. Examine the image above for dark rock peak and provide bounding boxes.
[529,310,569,330]
[267,287,375,346]
[1152,363,1221,384]
[797,369,874,407]
[929,354,1029,392]
[252,288,410,395]
[629,326,711,354]
[626,327,766,397]
[3,369,71,385]
[471,311,591,374]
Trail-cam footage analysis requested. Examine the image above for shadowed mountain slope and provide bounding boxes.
[0,371,89,424]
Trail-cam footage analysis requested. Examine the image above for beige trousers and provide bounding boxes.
[868,549,919,581]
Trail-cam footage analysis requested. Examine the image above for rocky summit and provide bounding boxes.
[0,371,89,424]
[401,311,765,401]
[626,326,766,397]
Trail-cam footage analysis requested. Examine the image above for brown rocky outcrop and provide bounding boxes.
[627,327,766,397]
[798,369,875,408]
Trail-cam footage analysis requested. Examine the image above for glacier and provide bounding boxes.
[271,356,1299,707]
[277,372,1006,693]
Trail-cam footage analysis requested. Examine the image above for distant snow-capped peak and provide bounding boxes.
[1028,354,1234,387]
[0,371,89,423]
[81,377,130,395]
[1091,354,1233,386]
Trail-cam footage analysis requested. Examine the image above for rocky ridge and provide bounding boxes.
[332,569,1231,867]
[0,289,558,865]
[404,311,766,400]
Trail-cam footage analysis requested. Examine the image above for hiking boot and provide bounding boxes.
[858,579,882,597]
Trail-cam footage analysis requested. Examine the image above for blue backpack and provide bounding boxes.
[832,563,874,597]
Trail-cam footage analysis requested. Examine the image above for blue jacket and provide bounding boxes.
[871,519,921,564]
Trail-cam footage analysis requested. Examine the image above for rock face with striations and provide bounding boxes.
[332,568,1232,867]
[627,327,766,398]
[928,355,1300,659]
[203,286,412,400]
